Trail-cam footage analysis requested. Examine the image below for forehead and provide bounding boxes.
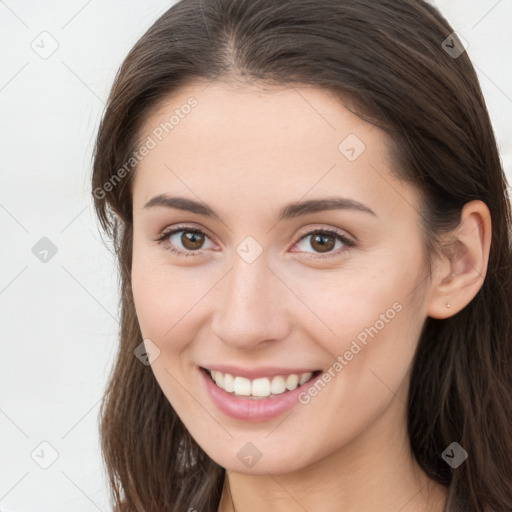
[131,81,419,222]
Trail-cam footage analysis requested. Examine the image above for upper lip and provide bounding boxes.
[201,365,321,380]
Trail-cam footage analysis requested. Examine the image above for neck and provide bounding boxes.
[218,400,448,512]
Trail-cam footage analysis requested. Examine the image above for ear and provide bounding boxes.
[426,200,492,319]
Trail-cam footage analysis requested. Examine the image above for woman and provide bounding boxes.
[91,0,512,510]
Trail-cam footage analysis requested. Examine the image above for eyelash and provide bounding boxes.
[153,224,356,259]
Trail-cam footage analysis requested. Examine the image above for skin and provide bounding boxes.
[130,81,491,512]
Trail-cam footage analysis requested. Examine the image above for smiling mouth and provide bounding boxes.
[200,367,322,399]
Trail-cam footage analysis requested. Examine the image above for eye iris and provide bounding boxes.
[182,231,204,250]
[173,230,340,253]
[311,233,335,253]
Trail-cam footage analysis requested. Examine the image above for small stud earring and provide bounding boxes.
[446,303,451,308]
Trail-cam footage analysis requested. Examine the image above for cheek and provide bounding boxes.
[131,229,426,361]
[131,245,178,342]
[289,251,426,397]
[291,263,416,344]
[131,250,215,354]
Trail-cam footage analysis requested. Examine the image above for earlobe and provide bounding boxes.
[426,200,492,319]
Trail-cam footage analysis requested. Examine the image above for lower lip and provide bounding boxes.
[199,367,321,422]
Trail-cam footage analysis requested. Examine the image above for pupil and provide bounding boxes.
[183,231,203,249]
[313,234,334,252]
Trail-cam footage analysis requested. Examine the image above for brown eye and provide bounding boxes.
[156,225,354,259]
[293,228,354,258]
[310,233,336,253]
[155,226,214,257]
[180,230,205,250]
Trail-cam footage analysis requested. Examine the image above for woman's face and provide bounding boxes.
[131,81,434,474]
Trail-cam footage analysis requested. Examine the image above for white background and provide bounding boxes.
[0,1,511,511]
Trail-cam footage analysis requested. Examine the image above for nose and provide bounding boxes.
[210,252,291,351]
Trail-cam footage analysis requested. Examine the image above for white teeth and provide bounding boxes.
[285,373,299,391]
[270,375,286,394]
[299,371,313,385]
[251,377,271,397]
[233,376,251,396]
[223,373,235,393]
[208,369,316,398]
[213,371,223,388]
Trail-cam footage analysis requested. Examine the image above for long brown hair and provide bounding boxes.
[91,1,512,510]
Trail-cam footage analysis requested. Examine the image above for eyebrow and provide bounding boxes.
[143,194,376,221]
